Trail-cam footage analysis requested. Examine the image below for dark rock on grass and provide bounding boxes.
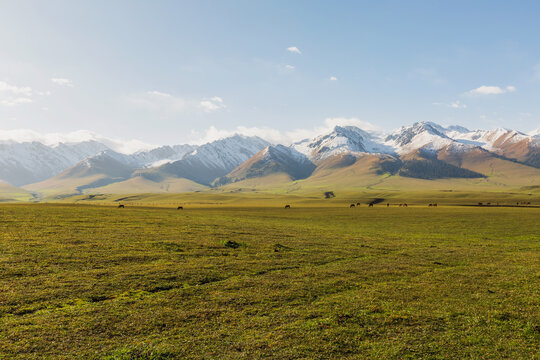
[273,243,292,252]
[222,240,241,249]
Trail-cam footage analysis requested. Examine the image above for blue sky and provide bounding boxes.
[1,0,539,146]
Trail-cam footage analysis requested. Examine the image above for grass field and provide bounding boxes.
[1,203,539,359]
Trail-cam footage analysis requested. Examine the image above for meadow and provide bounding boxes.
[0,203,539,359]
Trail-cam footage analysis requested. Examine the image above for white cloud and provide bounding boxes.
[147,90,172,97]
[287,46,301,54]
[0,97,33,107]
[0,129,155,154]
[128,91,226,114]
[451,101,467,109]
[285,64,295,70]
[433,100,466,109]
[200,96,226,112]
[51,78,74,87]
[0,81,32,96]
[467,85,516,95]
[329,76,338,81]
[0,81,34,107]
[189,117,381,145]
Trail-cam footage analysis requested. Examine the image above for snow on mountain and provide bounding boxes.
[56,152,136,180]
[215,144,316,185]
[153,135,271,185]
[3,123,539,190]
[384,122,469,154]
[449,128,536,151]
[128,144,197,167]
[0,140,111,186]
[184,135,270,170]
[56,144,199,180]
[0,129,155,154]
[260,144,314,167]
[293,125,393,161]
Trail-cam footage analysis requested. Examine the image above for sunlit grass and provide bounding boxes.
[0,204,538,358]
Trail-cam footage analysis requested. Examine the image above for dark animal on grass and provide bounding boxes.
[433,203,437,207]
[324,191,335,199]
[368,203,374,207]
[350,204,355,208]
[387,203,390,207]
[284,204,291,209]
[356,202,361,206]
[118,204,124,208]
[403,203,408,207]
[177,206,183,210]
[429,203,433,207]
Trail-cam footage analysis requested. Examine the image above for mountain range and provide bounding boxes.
[1,122,539,200]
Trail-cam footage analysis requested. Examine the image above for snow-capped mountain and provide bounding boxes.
[384,122,470,155]
[293,125,393,161]
[445,128,539,168]
[0,138,196,186]
[56,152,136,180]
[149,135,270,185]
[130,144,197,168]
[215,144,316,185]
[449,128,537,150]
[2,122,539,196]
[83,145,197,169]
[0,140,110,186]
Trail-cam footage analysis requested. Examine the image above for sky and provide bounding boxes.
[1,0,540,149]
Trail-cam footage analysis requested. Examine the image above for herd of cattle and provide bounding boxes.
[117,202,425,209]
[347,202,409,208]
[116,201,533,209]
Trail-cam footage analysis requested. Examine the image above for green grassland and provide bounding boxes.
[1,203,539,359]
[50,185,540,208]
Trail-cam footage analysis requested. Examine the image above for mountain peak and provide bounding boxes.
[293,124,393,161]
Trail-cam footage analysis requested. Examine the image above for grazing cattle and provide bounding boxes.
[478,202,483,206]
[403,203,408,207]
[429,203,433,207]
[387,203,389,207]
[324,191,335,199]
[177,206,183,210]
[368,203,374,207]
[433,203,437,207]
[118,204,125,208]
[356,202,361,206]
[284,204,291,209]
[350,204,355,208]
